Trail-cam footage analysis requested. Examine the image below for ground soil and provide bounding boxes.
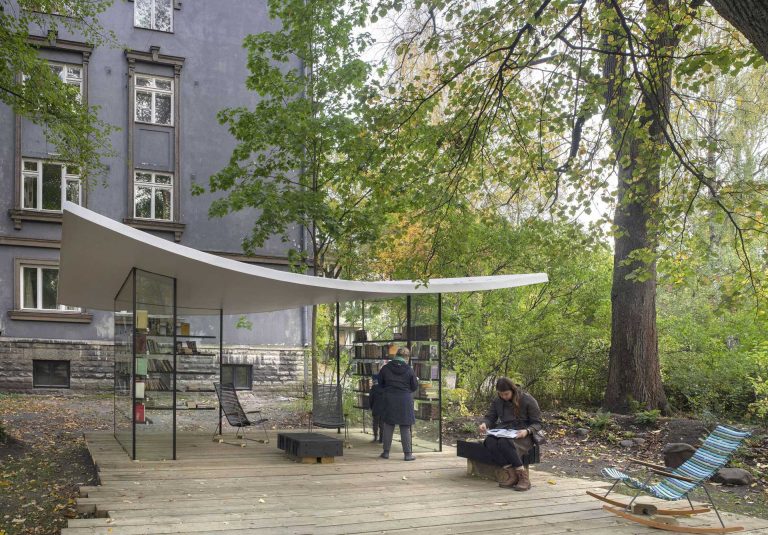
[0,393,766,534]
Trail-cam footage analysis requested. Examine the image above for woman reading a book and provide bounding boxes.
[478,377,542,491]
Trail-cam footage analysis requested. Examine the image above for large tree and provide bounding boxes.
[1,0,115,176]
[707,0,768,62]
[366,0,765,412]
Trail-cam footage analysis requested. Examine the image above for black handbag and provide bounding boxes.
[530,429,547,445]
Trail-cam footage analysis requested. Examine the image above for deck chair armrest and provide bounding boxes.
[647,467,698,483]
[628,458,668,471]
[245,410,262,415]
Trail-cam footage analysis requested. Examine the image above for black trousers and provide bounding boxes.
[381,422,412,453]
[484,436,523,468]
[371,414,382,438]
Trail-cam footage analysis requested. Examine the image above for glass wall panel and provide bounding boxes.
[134,269,175,460]
[114,270,134,456]
[409,294,441,452]
[349,295,441,452]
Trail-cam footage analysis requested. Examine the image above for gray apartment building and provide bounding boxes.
[0,1,308,393]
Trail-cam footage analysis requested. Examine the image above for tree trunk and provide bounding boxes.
[708,0,768,62]
[602,0,673,414]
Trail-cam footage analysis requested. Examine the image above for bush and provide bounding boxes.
[634,409,661,426]
[588,410,614,430]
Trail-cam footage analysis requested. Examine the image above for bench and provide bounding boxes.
[277,432,344,464]
[457,439,540,480]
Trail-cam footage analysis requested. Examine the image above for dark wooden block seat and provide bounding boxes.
[457,438,540,479]
[277,432,344,463]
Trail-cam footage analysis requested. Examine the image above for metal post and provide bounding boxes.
[172,277,177,461]
[336,301,341,387]
[438,293,442,452]
[406,296,412,352]
[218,309,223,436]
[131,268,136,460]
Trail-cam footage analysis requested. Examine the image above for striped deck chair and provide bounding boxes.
[587,425,751,534]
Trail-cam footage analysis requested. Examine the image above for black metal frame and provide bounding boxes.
[341,293,443,451]
[114,268,224,461]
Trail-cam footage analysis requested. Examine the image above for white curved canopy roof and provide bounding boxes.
[59,202,549,314]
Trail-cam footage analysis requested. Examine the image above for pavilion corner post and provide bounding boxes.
[438,293,442,452]
[172,277,178,461]
[406,295,412,352]
[218,309,223,436]
[335,301,341,388]
[131,268,137,460]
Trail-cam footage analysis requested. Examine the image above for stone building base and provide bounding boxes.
[0,338,306,396]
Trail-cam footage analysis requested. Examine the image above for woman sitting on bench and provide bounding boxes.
[478,377,542,491]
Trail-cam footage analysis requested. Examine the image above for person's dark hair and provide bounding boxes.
[495,377,520,416]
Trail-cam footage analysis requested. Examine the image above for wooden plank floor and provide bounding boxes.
[64,430,768,534]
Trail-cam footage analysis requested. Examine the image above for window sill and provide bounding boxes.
[9,209,63,230]
[9,310,93,323]
[134,119,174,127]
[123,218,185,242]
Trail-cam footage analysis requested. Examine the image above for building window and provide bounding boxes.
[221,365,253,390]
[33,360,70,388]
[134,0,173,32]
[134,75,173,125]
[49,62,83,100]
[21,265,79,311]
[21,159,81,212]
[134,171,173,220]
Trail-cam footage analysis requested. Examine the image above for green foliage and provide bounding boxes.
[0,0,117,179]
[588,410,614,431]
[633,410,661,427]
[200,0,390,277]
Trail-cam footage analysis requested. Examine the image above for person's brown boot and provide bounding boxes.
[497,465,518,488]
[513,467,530,491]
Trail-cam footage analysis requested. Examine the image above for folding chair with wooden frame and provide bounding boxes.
[587,425,751,534]
[212,382,270,446]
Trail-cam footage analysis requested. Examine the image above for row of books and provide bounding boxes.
[355,362,384,375]
[414,363,440,381]
[417,403,440,420]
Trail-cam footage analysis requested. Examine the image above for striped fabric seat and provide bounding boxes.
[601,425,751,501]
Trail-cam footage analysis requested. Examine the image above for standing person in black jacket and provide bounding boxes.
[378,347,418,461]
[479,377,543,491]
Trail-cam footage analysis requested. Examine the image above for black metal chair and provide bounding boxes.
[308,383,349,447]
[213,382,270,445]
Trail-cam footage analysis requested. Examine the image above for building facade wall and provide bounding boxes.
[0,2,308,392]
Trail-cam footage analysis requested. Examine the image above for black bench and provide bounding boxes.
[457,439,540,480]
[277,432,344,464]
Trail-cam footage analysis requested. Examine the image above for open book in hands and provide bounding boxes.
[485,428,520,439]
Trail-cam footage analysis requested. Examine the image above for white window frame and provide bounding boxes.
[134,0,173,32]
[21,159,82,212]
[49,61,83,100]
[133,170,174,221]
[134,75,174,126]
[20,264,80,312]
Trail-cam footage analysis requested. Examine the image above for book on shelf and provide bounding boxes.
[357,378,372,392]
[357,393,370,409]
[135,357,148,376]
[136,333,147,354]
[418,403,440,420]
[136,309,149,330]
[148,358,174,372]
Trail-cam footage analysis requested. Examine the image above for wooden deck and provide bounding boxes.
[64,430,768,534]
